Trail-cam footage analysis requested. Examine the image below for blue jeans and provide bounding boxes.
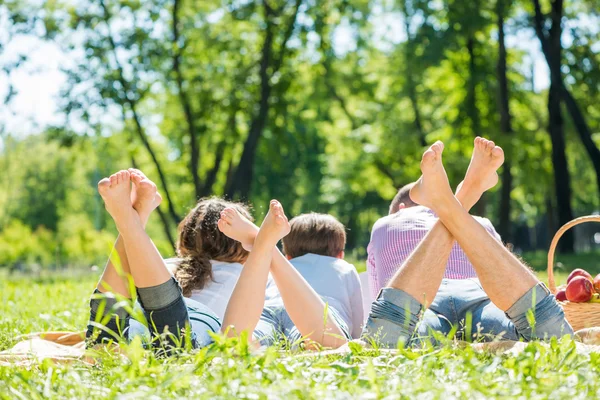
[254,302,351,347]
[362,279,573,348]
[86,278,221,350]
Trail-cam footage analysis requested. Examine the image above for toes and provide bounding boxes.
[475,137,483,149]
[109,174,118,186]
[430,141,444,156]
[485,140,495,152]
[492,146,504,159]
[98,178,111,191]
[129,168,147,179]
[131,173,143,184]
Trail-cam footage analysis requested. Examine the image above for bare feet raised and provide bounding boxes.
[254,200,291,247]
[459,137,505,208]
[218,207,259,250]
[98,170,137,229]
[409,141,453,209]
[129,168,162,221]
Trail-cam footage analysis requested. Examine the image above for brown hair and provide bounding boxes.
[389,182,418,214]
[175,197,252,296]
[282,213,346,259]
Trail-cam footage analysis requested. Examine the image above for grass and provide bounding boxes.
[2,255,600,399]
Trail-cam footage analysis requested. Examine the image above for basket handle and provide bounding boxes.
[547,215,600,293]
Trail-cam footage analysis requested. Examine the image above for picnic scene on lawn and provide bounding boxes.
[2,0,600,398]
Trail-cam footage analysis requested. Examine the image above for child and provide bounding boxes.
[217,203,361,348]
[87,170,222,350]
[282,213,364,339]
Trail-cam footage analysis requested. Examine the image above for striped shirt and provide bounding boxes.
[367,206,502,297]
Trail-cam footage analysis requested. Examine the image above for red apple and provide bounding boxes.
[567,268,593,284]
[594,274,600,293]
[566,276,595,303]
[555,289,567,302]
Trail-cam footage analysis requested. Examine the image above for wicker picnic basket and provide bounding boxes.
[547,215,600,331]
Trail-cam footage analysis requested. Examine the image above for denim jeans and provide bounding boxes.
[86,278,220,350]
[254,301,351,347]
[362,279,573,348]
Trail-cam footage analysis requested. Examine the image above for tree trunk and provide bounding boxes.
[532,0,574,252]
[172,0,202,199]
[561,87,600,200]
[466,36,481,136]
[548,83,575,252]
[467,35,486,215]
[227,0,302,199]
[496,0,513,242]
[404,18,426,147]
[226,6,274,199]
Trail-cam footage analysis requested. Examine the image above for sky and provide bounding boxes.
[0,6,552,138]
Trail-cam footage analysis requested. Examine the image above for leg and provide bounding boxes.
[87,169,163,345]
[95,169,161,296]
[411,139,572,338]
[221,200,290,337]
[385,138,504,304]
[362,138,504,347]
[218,206,348,348]
[410,141,537,311]
[97,170,191,349]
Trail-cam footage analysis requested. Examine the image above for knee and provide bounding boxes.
[507,284,573,340]
[360,288,423,348]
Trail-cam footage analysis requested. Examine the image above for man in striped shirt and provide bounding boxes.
[367,182,502,297]
[361,138,571,348]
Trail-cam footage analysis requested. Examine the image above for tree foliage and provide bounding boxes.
[1,0,599,267]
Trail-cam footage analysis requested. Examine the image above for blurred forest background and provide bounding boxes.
[0,0,599,271]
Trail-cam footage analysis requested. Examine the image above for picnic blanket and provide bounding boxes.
[3,328,600,366]
[0,331,88,366]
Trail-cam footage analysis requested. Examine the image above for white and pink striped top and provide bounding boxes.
[367,206,502,297]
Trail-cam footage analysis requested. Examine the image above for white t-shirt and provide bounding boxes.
[284,253,365,338]
[166,258,276,322]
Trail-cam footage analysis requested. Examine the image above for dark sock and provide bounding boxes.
[86,290,130,346]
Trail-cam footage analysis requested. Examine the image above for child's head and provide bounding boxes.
[282,213,346,260]
[176,197,252,296]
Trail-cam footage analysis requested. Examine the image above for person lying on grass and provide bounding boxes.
[361,137,573,347]
[367,179,502,297]
[87,169,222,350]
[216,209,363,346]
[87,169,349,351]
[168,197,278,321]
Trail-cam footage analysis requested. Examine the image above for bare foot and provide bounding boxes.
[128,168,162,221]
[254,200,291,247]
[409,141,453,209]
[98,170,137,229]
[218,207,259,250]
[460,137,504,200]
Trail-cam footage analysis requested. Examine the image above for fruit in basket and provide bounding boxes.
[591,293,600,303]
[567,268,593,284]
[555,290,567,302]
[594,274,600,292]
[566,276,595,302]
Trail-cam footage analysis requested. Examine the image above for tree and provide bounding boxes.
[531,0,575,252]
[496,0,514,241]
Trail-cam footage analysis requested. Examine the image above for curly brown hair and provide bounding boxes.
[175,197,252,296]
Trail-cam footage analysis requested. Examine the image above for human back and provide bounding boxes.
[367,183,501,297]
[281,213,364,338]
